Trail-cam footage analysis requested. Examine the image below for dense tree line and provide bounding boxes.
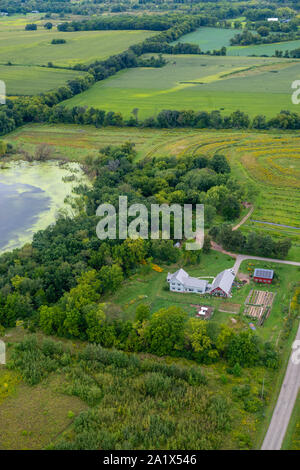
[230,29,300,46]
[57,14,180,32]
[210,224,292,259]
[3,96,300,137]
[1,0,294,19]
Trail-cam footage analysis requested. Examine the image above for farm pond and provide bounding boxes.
[0,160,87,253]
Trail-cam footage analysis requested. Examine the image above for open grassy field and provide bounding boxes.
[63,54,300,118]
[0,65,87,95]
[0,324,287,450]
[0,28,155,67]
[282,392,300,449]
[4,124,300,259]
[174,26,238,52]
[175,26,300,57]
[0,13,89,32]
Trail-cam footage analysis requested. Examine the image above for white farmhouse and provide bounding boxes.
[167,268,235,298]
[267,17,279,22]
[167,269,209,294]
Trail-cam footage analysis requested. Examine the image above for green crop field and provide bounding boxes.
[0,13,88,32]
[63,54,300,118]
[174,26,238,52]
[0,65,87,95]
[176,26,300,57]
[5,124,300,260]
[0,28,155,67]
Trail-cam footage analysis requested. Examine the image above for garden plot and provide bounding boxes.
[244,290,275,325]
[191,304,214,320]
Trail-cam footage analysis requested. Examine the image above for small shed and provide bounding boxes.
[253,268,274,284]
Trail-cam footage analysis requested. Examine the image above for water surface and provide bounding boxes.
[0,161,87,252]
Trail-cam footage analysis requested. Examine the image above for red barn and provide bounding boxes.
[209,269,235,297]
[253,268,274,284]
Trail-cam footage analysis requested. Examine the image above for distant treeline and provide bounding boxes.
[47,107,300,132]
[57,14,179,32]
[3,97,300,136]
[230,29,300,46]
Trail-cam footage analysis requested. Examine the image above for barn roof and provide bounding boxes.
[253,268,274,279]
[209,269,235,295]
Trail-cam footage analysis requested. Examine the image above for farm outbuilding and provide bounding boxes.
[253,268,274,284]
[209,269,235,298]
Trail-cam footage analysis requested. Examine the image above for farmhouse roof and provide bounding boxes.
[167,269,208,290]
[168,268,189,284]
[209,269,235,295]
[253,268,274,279]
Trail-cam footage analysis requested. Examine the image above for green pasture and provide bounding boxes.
[63,54,299,118]
[176,26,300,57]
[0,13,92,32]
[0,29,155,67]
[0,65,87,95]
[0,13,43,31]
[174,26,238,51]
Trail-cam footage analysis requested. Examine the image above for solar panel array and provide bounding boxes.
[253,268,274,279]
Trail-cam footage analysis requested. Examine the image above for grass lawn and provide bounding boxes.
[63,53,300,118]
[108,252,299,347]
[281,392,300,449]
[0,28,155,67]
[4,124,300,260]
[0,65,88,95]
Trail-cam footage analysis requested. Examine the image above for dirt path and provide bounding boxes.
[232,204,254,231]
[210,241,237,258]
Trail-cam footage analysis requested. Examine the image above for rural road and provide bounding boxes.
[261,323,300,450]
[210,204,300,449]
[232,254,300,275]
